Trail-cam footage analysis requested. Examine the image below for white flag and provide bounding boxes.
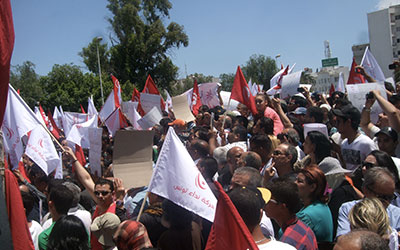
[25,126,60,175]
[53,106,63,129]
[361,46,385,82]
[122,101,142,130]
[165,90,173,113]
[66,114,98,148]
[88,96,98,116]
[62,112,92,138]
[337,72,346,93]
[88,127,103,176]
[148,128,217,222]
[2,85,42,167]
[54,152,63,179]
[104,108,127,137]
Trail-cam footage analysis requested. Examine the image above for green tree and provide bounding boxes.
[241,54,278,90]
[300,72,316,85]
[79,38,111,75]
[9,61,44,109]
[219,73,235,91]
[80,0,188,92]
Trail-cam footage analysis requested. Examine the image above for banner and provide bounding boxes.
[280,71,302,99]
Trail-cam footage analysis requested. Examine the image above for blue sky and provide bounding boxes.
[10,0,399,79]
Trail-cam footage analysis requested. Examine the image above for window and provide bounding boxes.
[396,27,400,32]
[395,15,400,20]
[397,51,400,55]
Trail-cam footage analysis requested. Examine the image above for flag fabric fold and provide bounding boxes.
[88,96,98,116]
[148,127,217,222]
[347,58,366,84]
[104,108,129,137]
[191,80,202,116]
[230,66,257,115]
[337,72,346,93]
[205,181,259,250]
[66,114,98,148]
[99,75,122,122]
[165,90,173,113]
[142,75,166,111]
[361,46,385,82]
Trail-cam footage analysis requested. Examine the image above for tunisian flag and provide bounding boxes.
[0,0,14,126]
[347,58,366,84]
[205,181,258,250]
[5,169,35,250]
[131,87,145,116]
[230,66,257,115]
[142,75,166,111]
[191,80,202,116]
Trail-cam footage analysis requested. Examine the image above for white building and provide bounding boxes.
[311,66,349,94]
[368,5,400,78]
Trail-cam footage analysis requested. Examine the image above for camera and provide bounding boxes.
[389,63,397,70]
[366,92,374,100]
[355,68,361,73]
[297,87,305,93]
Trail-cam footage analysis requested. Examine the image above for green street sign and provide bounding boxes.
[322,57,338,67]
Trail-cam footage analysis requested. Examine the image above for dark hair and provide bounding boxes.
[307,106,324,123]
[306,131,331,163]
[47,215,89,250]
[242,152,262,170]
[235,116,249,129]
[298,165,328,203]
[258,117,274,135]
[266,178,302,214]
[49,185,74,215]
[228,186,264,229]
[190,139,209,158]
[47,179,65,197]
[249,134,272,156]
[232,125,248,141]
[21,190,35,217]
[162,199,193,230]
[95,178,114,192]
[291,96,307,107]
[385,82,395,93]
[199,157,218,179]
[234,167,263,188]
[368,150,400,190]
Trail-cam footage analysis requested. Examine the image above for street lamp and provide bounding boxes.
[95,37,104,105]
[275,54,281,68]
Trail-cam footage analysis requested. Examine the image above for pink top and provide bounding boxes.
[264,107,284,135]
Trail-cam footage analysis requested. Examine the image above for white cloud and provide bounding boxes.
[377,0,400,10]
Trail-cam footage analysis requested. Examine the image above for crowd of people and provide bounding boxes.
[9,68,400,250]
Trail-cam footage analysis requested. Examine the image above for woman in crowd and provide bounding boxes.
[47,215,89,250]
[349,198,398,250]
[295,165,333,242]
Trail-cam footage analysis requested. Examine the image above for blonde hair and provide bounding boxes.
[349,198,390,237]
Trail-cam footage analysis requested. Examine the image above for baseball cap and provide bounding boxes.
[332,104,361,123]
[375,126,398,141]
[91,213,121,247]
[168,119,186,128]
[257,187,271,204]
[292,107,307,115]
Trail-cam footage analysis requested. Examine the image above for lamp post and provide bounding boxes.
[275,54,281,68]
[95,37,104,105]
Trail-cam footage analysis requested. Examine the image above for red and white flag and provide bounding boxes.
[0,0,15,125]
[25,125,60,175]
[148,127,217,222]
[347,58,366,84]
[191,80,202,116]
[361,46,385,82]
[62,112,91,138]
[2,85,42,167]
[53,106,63,128]
[205,181,258,250]
[142,75,166,111]
[104,108,129,137]
[230,66,257,115]
[99,75,123,122]
[165,90,173,113]
[266,65,289,96]
[111,74,122,108]
[66,114,98,148]
[131,87,145,116]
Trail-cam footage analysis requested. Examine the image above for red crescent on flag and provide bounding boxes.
[38,139,44,148]
[195,173,207,190]
[4,126,13,139]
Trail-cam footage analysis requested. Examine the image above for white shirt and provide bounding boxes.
[258,238,296,250]
[260,211,274,238]
[341,134,377,171]
[29,220,43,250]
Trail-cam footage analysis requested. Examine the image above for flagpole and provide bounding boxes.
[99,107,119,127]
[136,191,149,222]
[221,98,231,129]
[8,85,65,151]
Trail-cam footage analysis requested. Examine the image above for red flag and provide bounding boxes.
[347,58,366,84]
[131,87,145,116]
[5,169,35,250]
[111,74,122,108]
[276,65,289,89]
[80,104,86,114]
[0,0,15,126]
[191,80,202,116]
[17,89,20,95]
[205,181,258,250]
[47,110,61,139]
[329,83,335,96]
[38,104,49,127]
[75,144,86,168]
[18,161,31,183]
[142,75,166,111]
[230,66,257,115]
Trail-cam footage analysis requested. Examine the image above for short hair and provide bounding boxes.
[298,165,328,203]
[242,152,262,170]
[49,185,74,215]
[235,116,249,129]
[232,125,248,141]
[338,230,389,250]
[307,106,324,123]
[266,178,302,214]
[363,167,395,190]
[284,143,298,166]
[62,181,81,208]
[95,178,114,192]
[213,147,228,165]
[47,215,89,250]
[228,186,264,229]
[190,139,209,157]
[199,157,218,179]
[21,190,35,217]
[286,128,300,145]
[291,96,307,107]
[384,82,395,93]
[306,131,331,163]
[233,167,262,188]
[368,150,400,190]
[258,117,274,135]
[349,198,390,237]
[249,134,272,155]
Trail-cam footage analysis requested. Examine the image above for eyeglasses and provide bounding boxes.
[94,190,111,196]
[367,186,395,203]
[362,161,376,169]
[273,150,284,156]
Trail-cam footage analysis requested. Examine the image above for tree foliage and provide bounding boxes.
[80,0,188,92]
[241,54,278,90]
[170,73,213,96]
[219,73,235,91]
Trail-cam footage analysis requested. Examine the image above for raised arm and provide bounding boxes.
[360,94,376,137]
[270,97,293,128]
[372,90,400,132]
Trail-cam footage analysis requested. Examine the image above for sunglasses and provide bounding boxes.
[362,162,376,169]
[94,190,111,196]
